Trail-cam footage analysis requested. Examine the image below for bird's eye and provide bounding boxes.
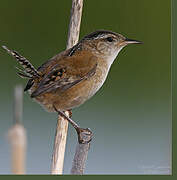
[106,37,114,42]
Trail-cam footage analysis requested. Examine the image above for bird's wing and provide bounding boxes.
[31,53,97,98]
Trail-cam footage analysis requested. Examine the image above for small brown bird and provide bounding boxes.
[2,30,141,134]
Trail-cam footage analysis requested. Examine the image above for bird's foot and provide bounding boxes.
[76,127,93,144]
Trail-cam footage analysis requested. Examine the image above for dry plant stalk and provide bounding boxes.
[8,85,26,174]
[70,130,92,174]
[51,0,83,174]
[70,144,90,174]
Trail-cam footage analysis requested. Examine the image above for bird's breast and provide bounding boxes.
[86,59,110,98]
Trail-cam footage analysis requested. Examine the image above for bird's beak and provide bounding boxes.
[124,38,143,44]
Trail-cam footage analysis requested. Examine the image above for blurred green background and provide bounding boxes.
[0,0,171,174]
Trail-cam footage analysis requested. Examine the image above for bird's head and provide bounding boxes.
[81,30,142,66]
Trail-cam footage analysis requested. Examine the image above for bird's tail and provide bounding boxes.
[2,45,39,78]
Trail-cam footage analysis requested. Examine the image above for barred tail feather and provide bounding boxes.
[15,66,33,78]
[17,71,32,78]
[2,45,39,78]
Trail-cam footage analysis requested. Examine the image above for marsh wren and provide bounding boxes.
[2,30,141,136]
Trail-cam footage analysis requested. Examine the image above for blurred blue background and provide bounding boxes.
[0,0,171,174]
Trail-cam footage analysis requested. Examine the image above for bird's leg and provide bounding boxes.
[53,105,93,144]
[67,109,72,118]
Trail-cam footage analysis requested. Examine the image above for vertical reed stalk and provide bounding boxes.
[51,0,83,174]
[8,85,26,174]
